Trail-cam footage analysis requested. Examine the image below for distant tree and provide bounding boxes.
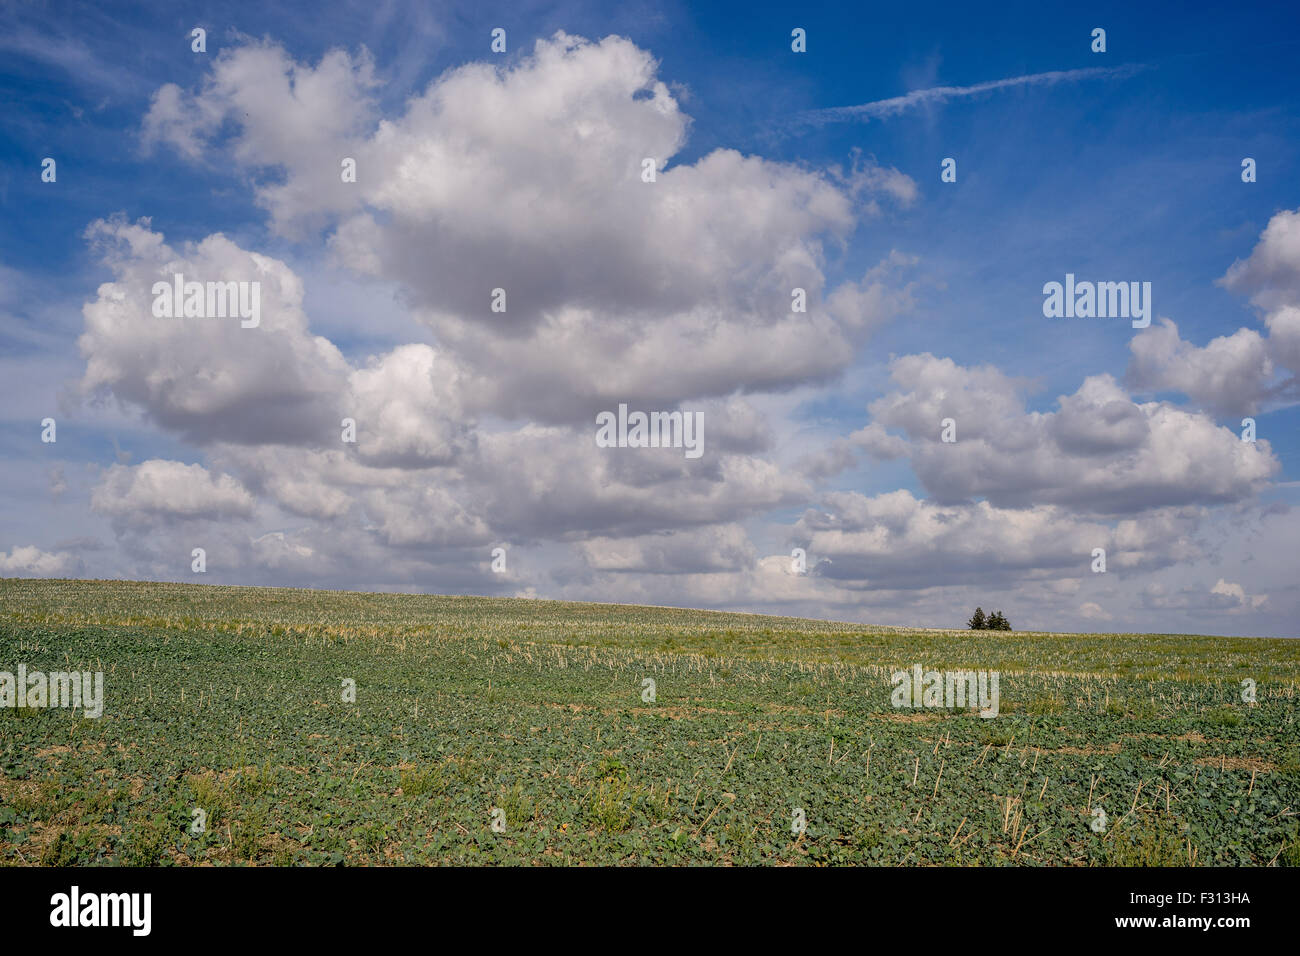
[987,610,1012,631]
[967,607,987,630]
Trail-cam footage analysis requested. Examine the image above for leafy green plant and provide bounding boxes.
[1,578,1296,867]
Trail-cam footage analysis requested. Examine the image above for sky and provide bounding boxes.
[2,0,1298,636]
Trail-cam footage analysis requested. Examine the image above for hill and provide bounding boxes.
[1,578,1296,865]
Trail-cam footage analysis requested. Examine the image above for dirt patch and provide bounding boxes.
[0,777,44,803]
[1043,742,1122,756]
[871,711,943,723]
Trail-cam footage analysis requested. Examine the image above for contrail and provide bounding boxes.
[792,64,1146,128]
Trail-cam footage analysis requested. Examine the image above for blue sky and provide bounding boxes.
[2,0,1298,635]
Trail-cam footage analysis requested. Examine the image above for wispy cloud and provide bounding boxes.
[792,65,1146,128]
[0,26,143,97]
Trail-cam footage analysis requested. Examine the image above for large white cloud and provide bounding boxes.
[1125,319,1277,417]
[78,218,351,446]
[793,489,1199,586]
[1220,208,1300,312]
[347,344,474,467]
[142,43,380,234]
[860,355,1277,512]
[141,33,917,423]
[1126,208,1300,415]
[90,459,255,521]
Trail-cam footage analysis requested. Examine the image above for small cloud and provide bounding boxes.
[1079,601,1112,621]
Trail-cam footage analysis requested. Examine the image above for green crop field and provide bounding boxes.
[1,577,1297,866]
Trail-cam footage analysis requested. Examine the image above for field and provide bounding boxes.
[1,577,1298,866]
